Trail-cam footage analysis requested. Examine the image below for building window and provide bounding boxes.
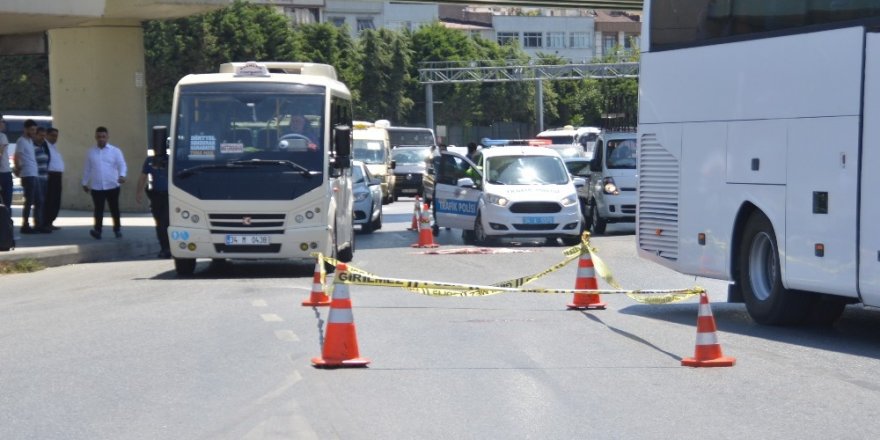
[546,32,565,48]
[497,32,518,46]
[523,32,543,48]
[329,17,345,28]
[357,18,375,32]
[603,34,618,53]
[570,32,590,49]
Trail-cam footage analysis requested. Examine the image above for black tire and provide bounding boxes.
[738,211,814,325]
[462,229,475,245]
[337,224,354,262]
[589,201,607,235]
[473,212,495,246]
[372,210,382,231]
[362,209,375,234]
[174,258,196,276]
[561,235,581,246]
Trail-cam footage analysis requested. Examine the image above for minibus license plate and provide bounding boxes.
[226,235,270,245]
[523,216,553,224]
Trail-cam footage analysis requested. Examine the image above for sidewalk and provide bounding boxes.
[1,205,162,268]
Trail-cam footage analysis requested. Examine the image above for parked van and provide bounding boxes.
[352,120,396,204]
[535,125,600,159]
[432,146,585,246]
[569,131,637,234]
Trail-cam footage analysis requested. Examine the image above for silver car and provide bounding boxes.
[352,161,383,233]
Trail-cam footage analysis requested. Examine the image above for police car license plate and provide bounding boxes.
[225,235,270,245]
[523,216,554,224]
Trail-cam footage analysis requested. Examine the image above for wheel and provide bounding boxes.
[362,209,375,234]
[174,258,196,276]
[738,211,814,325]
[324,227,338,272]
[473,212,495,246]
[461,229,475,245]
[372,209,382,231]
[337,224,354,262]
[561,235,581,246]
[589,201,607,235]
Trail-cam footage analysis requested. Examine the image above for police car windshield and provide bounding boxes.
[487,155,569,185]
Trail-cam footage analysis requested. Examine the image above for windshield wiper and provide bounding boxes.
[230,159,321,178]
[176,163,253,179]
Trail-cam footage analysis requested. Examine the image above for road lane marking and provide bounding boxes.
[274,330,301,342]
[252,299,268,307]
[260,313,284,322]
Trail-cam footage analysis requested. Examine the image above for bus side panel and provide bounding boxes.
[861,32,880,307]
[785,117,859,297]
[638,27,863,125]
[678,122,731,279]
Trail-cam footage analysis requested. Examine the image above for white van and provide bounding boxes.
[574,131,638,234]
[352,121,395,204]
[535,125,600,159]
[432,146,584,246]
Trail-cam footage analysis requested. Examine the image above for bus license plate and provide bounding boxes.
[225,235,270,246]
[523,216,554,224]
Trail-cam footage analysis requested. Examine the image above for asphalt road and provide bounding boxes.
[3,198,880,439]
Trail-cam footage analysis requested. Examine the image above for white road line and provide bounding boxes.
[274,330,301,342]
[260,313,284,322]
[252,299,268,307]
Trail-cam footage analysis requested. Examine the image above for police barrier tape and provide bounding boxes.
[313,233,701,304]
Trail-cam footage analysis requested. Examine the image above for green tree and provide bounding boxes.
[144,0,298,113]
[0,55,50,112]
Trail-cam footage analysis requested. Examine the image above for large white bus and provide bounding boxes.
[167,61,355,276]
[638,1,880,324]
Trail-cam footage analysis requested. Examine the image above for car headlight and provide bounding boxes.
[603,177,619,195]
[355,192,370,201]
[560,195,578,207]
[485,193,509,207]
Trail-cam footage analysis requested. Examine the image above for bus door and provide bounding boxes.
[434,152,481,230]
[860,32,880,307]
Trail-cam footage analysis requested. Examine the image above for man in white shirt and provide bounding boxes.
[45,127,64,230]
[13,119,39,233]
[81,126,127,239]
[0,116,11,207]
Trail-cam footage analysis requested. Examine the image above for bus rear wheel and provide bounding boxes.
[738,212,813,325]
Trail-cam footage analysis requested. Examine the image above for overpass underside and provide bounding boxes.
[0,0,643,210]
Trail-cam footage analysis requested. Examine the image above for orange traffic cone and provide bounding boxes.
[411,202,439,248]
[302,255,331,307]
[312,263,370,368]
[567,249,607,310]
[408,196,421,231]
[681,291,735,367]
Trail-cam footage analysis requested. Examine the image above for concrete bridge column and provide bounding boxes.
[48,22,148,212]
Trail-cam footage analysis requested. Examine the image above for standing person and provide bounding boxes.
[13,119,38,234]
[32,127,51,233]
[466,142,479,161]
[0,116,11,207]
[44,127,64,230]
[81,126,127,239]
[136,152,170,258]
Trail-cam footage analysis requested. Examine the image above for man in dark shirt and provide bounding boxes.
[136,153,170,258]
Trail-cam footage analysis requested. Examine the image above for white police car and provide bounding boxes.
[432,146,585,245]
